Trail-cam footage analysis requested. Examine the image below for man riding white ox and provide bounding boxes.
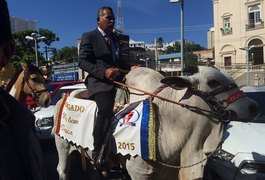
[53,66,258,180]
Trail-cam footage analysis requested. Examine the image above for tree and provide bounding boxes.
[184,52,199,67]
[185,41,205,52]
[11,29,59,68]
[166,41,180,54]
[164,40,204,67]
[165,40,205,54]
[54,46,78,63]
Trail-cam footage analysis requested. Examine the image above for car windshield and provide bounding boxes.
[51,88,76,105]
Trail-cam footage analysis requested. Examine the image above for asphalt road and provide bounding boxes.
[40,139,91,180]
[40,139,129,180]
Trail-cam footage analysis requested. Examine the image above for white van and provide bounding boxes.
[204,86,265,180]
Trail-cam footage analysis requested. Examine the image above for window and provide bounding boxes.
[221,15,233,35]
[223,17,232,34]
[224,18,231,29]
[248,4,262,26]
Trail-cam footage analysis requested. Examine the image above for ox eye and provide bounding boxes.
[207,79,220,88]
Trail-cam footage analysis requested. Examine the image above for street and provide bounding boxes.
[40,139,91,180]
[40,139,128,180]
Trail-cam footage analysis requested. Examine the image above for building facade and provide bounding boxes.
[207,27,215,49]
[213,0,265,67]
[10,16,36,33]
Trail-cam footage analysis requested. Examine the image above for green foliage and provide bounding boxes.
[165,40,205,54]
[164,40,204,68]
[39,28,59,46]
[166,41,180,54]
[184,52,198,67]
[11,29,59,67]
[55,46,78,63]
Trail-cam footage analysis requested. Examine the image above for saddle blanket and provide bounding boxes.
[55,93,97,150]
[55,93,156,161]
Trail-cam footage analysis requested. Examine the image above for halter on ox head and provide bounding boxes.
[160,66,259,123]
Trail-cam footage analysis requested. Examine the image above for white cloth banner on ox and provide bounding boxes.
[55,94,156,161]
[112,99,156,161]
[55,93,98,150]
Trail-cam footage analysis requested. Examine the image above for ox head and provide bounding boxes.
[160,66,259,123]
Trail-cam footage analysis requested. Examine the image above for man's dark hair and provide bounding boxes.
[97,6,114,21]
[0,0,12,45]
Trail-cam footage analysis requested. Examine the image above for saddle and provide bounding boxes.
[72,87,129,113]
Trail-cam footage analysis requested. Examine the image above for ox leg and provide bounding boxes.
[126,156,154,180]
[55,135,71,180]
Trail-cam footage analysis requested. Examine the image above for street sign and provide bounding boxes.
[52,72,78,82]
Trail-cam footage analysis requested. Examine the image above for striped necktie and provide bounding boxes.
[104,34,111,48]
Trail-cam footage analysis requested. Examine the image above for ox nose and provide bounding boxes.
[229,102,259,122]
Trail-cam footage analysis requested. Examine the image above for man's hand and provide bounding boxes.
[105,67,118,80]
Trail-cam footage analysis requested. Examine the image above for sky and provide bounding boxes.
[7,0,214,50]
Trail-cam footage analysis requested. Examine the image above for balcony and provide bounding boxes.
[246,21,264,31]
[220,27,233,35]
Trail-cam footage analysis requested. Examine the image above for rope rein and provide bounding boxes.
[113,81,235,124]
[114,80,187,107]
[112,80,240,169]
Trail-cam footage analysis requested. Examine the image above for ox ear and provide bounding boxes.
[161,76,192,90]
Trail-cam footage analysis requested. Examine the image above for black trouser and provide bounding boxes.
[91,89,116,159]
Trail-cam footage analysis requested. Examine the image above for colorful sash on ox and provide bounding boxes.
[112,99,156,161]
[55,93,97,150]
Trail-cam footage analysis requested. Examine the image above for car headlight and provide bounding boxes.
[213,149,235,161]
[239,161,265,175]
[240,162,259,174]
[35,117,53,127]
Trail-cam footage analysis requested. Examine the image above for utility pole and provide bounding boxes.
[170,0,184,75]
[155,38,158,70]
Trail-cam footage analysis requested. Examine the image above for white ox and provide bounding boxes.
[53,66,258,180]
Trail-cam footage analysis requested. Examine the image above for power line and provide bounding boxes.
[125,24,213,34]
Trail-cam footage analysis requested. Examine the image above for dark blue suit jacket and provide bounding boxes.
[79,28,130,97]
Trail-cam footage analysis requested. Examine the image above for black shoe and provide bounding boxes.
[101,167,126,179]
[94,156,110,170]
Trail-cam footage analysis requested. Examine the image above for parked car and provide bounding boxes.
[204,86,265,180]
[34,83,86,139]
